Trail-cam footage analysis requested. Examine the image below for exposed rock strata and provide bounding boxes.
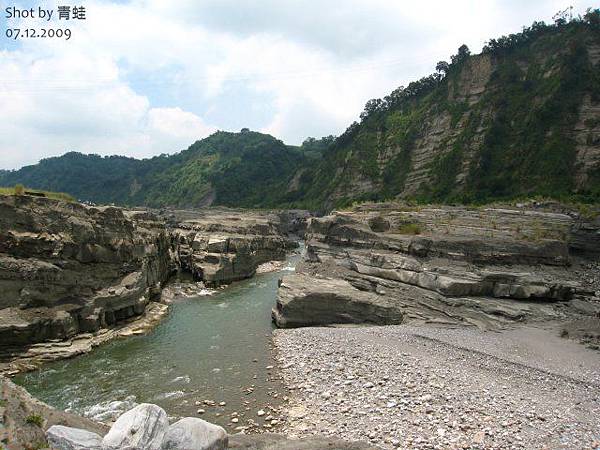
[167,208,299,286]
[0,196,172,353]
[0,301,169,376]
[273,202,600,331]
[0,197,306,373]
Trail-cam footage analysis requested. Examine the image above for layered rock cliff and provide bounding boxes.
[167,208,299,286]
[0,195,172,353]
[295,17,600,208]
[273,202,600,337]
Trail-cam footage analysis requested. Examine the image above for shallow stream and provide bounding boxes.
[15,247,303,430]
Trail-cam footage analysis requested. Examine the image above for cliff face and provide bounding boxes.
[296,20,600,208]
[0,196,172,350]
[167,208,299,286]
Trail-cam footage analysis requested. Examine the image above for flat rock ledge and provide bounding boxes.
[273,203,600,336]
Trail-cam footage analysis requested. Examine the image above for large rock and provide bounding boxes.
[161,417,227,450]
[102,403,168,450]
[46,425,103,450]
[273,273,403,328]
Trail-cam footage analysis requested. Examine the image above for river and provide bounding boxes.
[14,246,303,430]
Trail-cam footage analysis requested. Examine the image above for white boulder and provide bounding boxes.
[102,403,168,450]
[46,425,103,450]
[161,417,228,450]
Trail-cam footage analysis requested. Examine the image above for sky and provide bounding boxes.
[0,0,596,170]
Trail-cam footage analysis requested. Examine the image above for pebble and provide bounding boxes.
[273,325,600,449]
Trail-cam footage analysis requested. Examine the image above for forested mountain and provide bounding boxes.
[2,11,599,209]
[0,131,311,208]
[294,10,600,209]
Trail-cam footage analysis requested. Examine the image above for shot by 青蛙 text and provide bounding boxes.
[4,4,87,41]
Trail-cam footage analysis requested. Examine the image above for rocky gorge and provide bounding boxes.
[1,194,600,449]
[0,195,303,376]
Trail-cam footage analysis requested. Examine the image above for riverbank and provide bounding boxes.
[273,324,600,449]
[0,196,306,371]
[1,375,377,450]
[0,280,224,377]
[0,301,170,377]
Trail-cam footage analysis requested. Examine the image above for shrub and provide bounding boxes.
[24,443,49,450]
[368,215,391,232]
[398,222,423,235]
[14,184,24,196]
[25,413,44,427]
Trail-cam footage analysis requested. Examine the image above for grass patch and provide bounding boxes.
[24,443,49,450]
[397,222,423,235]
[25,414,44,427]
[0,186,75,202]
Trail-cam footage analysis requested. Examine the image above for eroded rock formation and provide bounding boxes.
[167,208,299,286]
[273,202,600,332]
[0,197,306,372]
[0,196,172,353]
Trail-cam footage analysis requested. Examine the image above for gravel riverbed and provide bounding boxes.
[273,325,600,449]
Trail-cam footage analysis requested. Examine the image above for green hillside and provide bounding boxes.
[0,131,310,208]
[293,11,600,209]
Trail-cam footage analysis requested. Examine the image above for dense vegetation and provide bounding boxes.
[292,9,600,209]
[1,10,599,210]
[0,131,310,208]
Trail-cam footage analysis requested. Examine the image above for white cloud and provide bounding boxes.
[0,0,595,169]
[147,107,216,140]
[0,47,215,168]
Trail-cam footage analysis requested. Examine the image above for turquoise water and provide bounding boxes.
[15,249,301,430]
